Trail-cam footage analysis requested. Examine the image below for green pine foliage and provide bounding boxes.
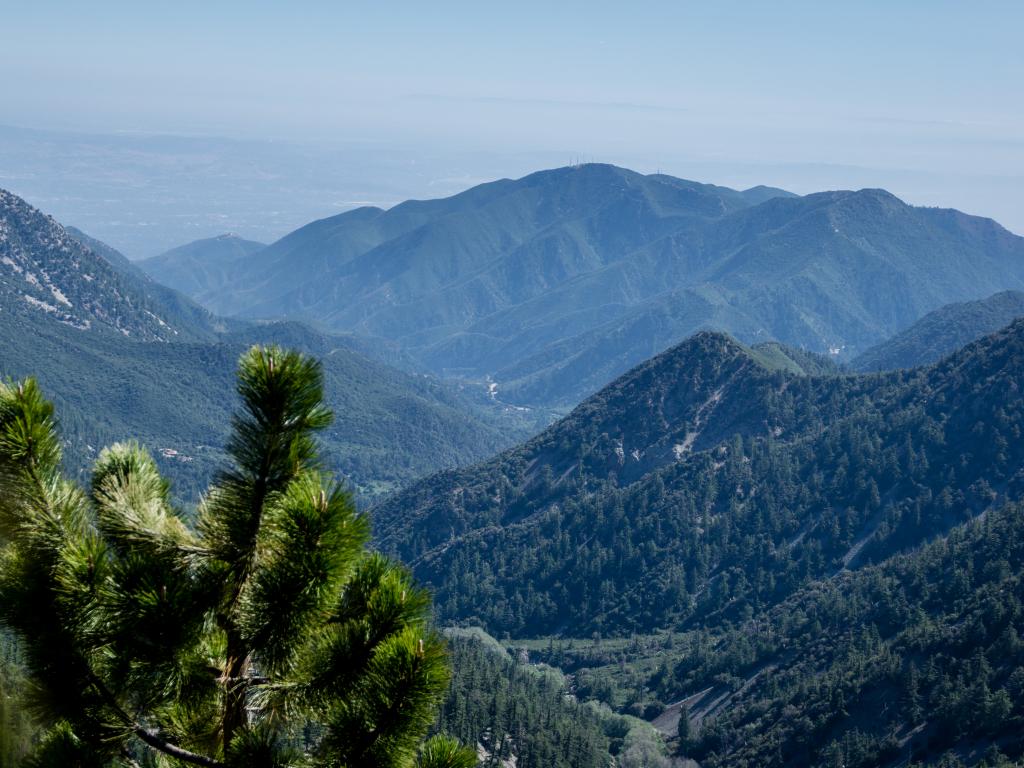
[0,346,464,768]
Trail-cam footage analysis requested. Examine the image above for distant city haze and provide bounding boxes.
[1,0,1021,255]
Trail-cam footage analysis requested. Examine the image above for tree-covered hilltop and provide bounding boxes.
[852,290,1024,372]
[375,320,1024,636]
[139,234,267,302]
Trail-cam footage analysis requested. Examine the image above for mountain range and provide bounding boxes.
[141,164,1024,408]
[5,164,1024,767]
[0,188,530,499]
[371,316,1024,765]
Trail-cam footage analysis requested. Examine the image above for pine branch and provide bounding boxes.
[1,353,463,765]
[131,727,222,768]
[84,670,223,768]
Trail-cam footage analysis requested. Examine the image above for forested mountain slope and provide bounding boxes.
[64,224,247,339]
[439,629,656,768]
[673,499,1024,767]
[852,290,1024,371]
[375,320,1024,635]
[0,188,221,341]
[144,164,1024,407]
[0,190,532,500]
[530,502,1024,767]
[0,311,528,501]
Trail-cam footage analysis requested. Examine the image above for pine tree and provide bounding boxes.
[676,703,693,753]
[0,346,475,768]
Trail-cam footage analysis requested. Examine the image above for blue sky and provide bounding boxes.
[1,0,1022,233]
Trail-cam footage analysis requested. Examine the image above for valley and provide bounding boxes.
[2,168,1024,768]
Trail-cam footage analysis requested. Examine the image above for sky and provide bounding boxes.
[1,0,1022,239]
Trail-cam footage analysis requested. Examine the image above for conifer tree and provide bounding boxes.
[0,346,475,768]
[675,703,692,753]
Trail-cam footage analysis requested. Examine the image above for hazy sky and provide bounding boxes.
[1,0,1023,235]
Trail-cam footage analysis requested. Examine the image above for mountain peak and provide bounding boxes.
[850,186,905,207]
[0,188,190,340]
[138,232,266,301]
[135,166,1024,408]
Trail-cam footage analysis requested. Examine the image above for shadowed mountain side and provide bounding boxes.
[852,289,1024,371]
[374,320,1024,636]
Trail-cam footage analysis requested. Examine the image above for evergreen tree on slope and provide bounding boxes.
[0,346,475,768]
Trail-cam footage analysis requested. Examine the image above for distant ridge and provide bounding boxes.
[139,233,266,301]
[852,289,1024,371]
[142,164,1024,408]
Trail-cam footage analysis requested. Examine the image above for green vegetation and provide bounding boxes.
[748,341,842,376]
[372,320,1024,764]
[0,345,472,767]
[139,234,267,302]
[1,188,536,502]
[0,311,532,503]
[8,176,1024,767]
[0,189,226,343]
[439,629,674,768]
[0,632,31,766]
[524,502,1024,766]
[852,290,1024,371]
[377,321,1024,635]
[142,164,1024,408]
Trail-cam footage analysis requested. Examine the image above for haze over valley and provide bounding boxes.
[2,3,1023,767]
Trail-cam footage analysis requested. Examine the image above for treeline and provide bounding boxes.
[0,632,31,767]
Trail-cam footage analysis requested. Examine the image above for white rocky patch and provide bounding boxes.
[145,310,168,327]
[24,294,59,313]
[50,285,72,307]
